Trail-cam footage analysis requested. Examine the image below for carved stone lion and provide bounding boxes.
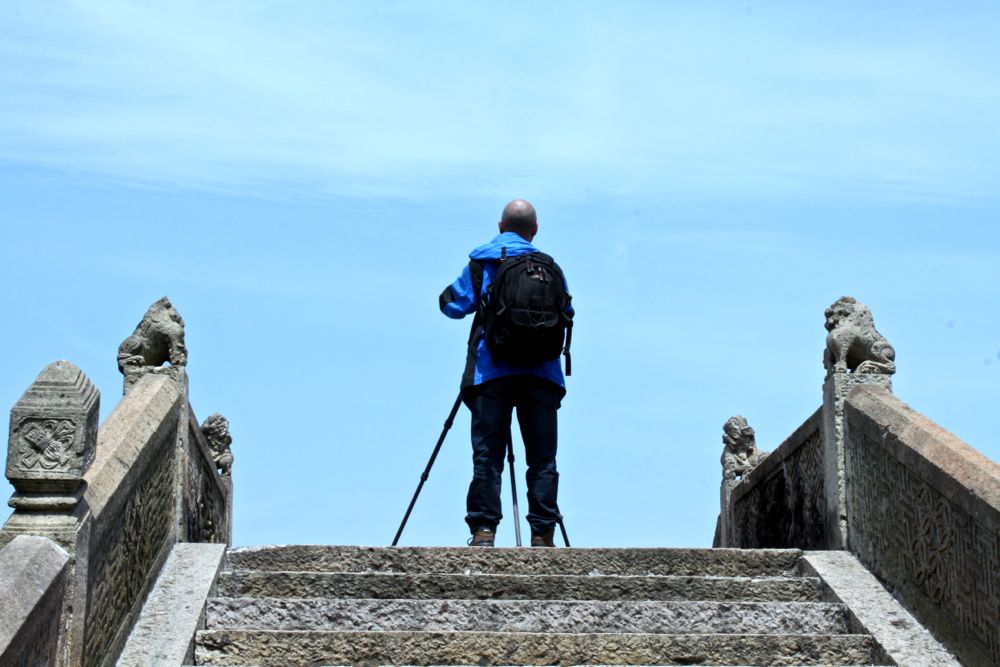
[721,415,767,481]
[823,296,895,376]
[201,413,234,476]
[117,296,188,374]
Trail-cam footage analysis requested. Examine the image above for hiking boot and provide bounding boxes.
[531,529,555,547]
[468,527,496,547]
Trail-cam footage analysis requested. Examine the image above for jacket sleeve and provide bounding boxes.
[439,264,478,319]
[563,273,575,318]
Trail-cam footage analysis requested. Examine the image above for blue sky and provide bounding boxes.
[1,2,998,547]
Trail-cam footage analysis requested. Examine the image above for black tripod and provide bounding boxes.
[391,392,570,547]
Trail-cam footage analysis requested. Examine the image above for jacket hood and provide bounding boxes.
[469,232,539,261]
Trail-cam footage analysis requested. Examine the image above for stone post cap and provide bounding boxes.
[6,361,100,492]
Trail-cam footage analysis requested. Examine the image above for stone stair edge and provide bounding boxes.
[223,546,806,576]
[203,597,851,635]
[215,570,828,603]
[219,569,819,580]
[227,545,806,554]
[194,630,884,666]
[206,596,847,608]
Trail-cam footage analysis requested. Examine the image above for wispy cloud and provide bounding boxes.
[2,2,999,203]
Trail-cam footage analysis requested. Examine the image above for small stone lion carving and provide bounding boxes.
[721,415,767,481]
[823,296,895,376]
[117,296,188,375]
[201,413,234,476]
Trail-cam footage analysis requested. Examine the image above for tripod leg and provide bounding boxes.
[557,518,571,547]
[392,393,464,546]
[506,435,522,547]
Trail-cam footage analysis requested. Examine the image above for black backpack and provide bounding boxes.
[472,249,573,375]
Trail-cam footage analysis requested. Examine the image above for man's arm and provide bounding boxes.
[439,264,478,319]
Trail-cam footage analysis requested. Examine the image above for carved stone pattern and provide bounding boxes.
[182,425,227,544]
[15,418,78,471]
[83,449,175,667]
[847,431,1000,665]
[732,430,826,549]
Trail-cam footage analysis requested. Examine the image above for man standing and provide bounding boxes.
[439,199,572,547]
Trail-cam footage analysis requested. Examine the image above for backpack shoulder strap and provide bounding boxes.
[467,260,485,344]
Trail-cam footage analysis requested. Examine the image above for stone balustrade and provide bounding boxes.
[844,386,1000,667]
[718,295,999,666]
[0,297,232,667]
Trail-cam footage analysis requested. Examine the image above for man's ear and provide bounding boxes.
[498,220,505,234]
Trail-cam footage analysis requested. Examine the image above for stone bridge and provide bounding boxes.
[0,297,996,666]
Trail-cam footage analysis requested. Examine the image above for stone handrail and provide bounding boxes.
[724,408,825,549]
[844,386,1000,667]
[716,296,997,665]
[0,535,70,665]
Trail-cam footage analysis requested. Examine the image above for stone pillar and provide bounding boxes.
[2,361,100,667]
[822,372,891,548]
[819,296,895,549]
[2,360,99,549]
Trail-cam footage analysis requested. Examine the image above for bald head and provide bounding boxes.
[499,199,538,241]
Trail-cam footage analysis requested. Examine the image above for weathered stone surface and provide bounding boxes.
[729,409,827,550]
[225,546,804,577]
[218,570,826,602]
[721,415,767,482]
[6,360,99,497]
[0,535,70,667]
[844,385,1000,667]
[822,296,895,377]
[205,598,849,635]
[117,296,187,393]
[716,416,767,548]
[201,412,234,476]
[194,630,882,666]
[183,407,230,545]
[116,542,227,667]
[802,551,959,666]
[81,373,183,667]
[821,371,891,549]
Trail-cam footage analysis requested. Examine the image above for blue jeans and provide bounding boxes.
[465,375,564,535]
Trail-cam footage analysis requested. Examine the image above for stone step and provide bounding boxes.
[225,546,803,577]
[217,570,827,602]
[194,630,886,666]
[205,598,850,635]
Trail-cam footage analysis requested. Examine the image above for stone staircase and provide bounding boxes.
[193,545,890,666]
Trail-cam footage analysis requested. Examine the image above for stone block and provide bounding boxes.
[81,373,184,667]
[216,569,826,602]
[194,629,882,666]
[821,371,891,549]
[844,385,1000,667]
[730,408,826,549]
[0,535,70,666]
[116,542,227,667]
[803,550,959,666]
[205,597,851,635]
[6,360,99,497]
[224,545,804,577]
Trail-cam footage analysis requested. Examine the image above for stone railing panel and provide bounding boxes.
[845,385,1000,667]
[81,373,183,667]
[0,535,70,666]
[730,408,827,549]
[182,407,230,544]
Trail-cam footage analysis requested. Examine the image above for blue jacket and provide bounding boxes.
[440,232,572,391]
